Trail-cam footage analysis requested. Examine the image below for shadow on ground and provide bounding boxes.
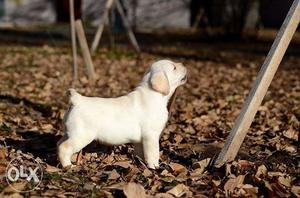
[3,131,116,166]
[0,94,52,117]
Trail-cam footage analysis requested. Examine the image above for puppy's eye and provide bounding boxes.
[173,65,176,70]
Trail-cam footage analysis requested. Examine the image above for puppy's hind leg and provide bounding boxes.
[57,135,73,167]
[58,132,94,168]
[57,134,68,148]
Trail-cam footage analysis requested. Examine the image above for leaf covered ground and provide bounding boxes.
[0,42,299,197]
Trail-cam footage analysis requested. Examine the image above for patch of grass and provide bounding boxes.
[44,172,62,181]
[0,183,6,191]
[135,172,148,185]
[104,49,136,60]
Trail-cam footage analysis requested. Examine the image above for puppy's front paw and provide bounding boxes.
[147,161,159,169]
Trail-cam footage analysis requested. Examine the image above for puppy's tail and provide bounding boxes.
[67,88,81,105]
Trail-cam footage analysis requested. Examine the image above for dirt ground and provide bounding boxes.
[0,39,299,197]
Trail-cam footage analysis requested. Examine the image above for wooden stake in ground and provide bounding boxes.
[75,19,96,80]
[115,0,140,53]
[69,0,78,82]
[91,0,140,53]
[214,0,300,167]
[106,9,115,48]
[91,0,114,54]
[192,8,204,31]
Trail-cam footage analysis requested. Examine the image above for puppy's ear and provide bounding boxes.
[150,71,170,95]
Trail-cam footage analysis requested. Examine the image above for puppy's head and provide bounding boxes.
[146,60,187,96]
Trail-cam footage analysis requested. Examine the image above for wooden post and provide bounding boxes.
[75,19,96,80]
[69,0,78,82]
[91,0,115,54]
[214,0,300,167]
[192,8,204,31]
[107,9,115,48]
[115,0,140,52]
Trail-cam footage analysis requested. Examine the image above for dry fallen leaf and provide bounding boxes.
[167,184,192,197]
[190,168,205,178]
[278,176,291,188]
[143,168,153,177]
[236,160,251,170]
[2,182,26,193]
[103,154,114,164]
[212,179,221,187]
[83,182,95,191]
[174,134,183,144]
[0,163,7,175]
[123,182,148,198]
[169,162,188,176]
[161,169,174,177]
[41,123,53,131]
[0,147,7,160]
[268,172,285,177]
[283,145,297,153]
[224,175,245,196]
[192,158,210,174]
[291,186,300,198]
[125,167,140,181]
[283,127,298,141]
[269,182,289,197]
[114,161,131,169]
[236,184,258,197]
[225,164,232,176]
[2,192,23,198]
[108,169,121,180]
[255,164,267,179]
[155,193,174,198]
[45,164,61,173]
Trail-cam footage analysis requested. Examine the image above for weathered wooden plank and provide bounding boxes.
[90,0,114,54]
[69,0,78,82]
[214,0,300,167]
[115,0,140,52]
[75,19,96,80]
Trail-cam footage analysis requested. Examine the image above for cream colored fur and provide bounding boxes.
[57,60,187,169]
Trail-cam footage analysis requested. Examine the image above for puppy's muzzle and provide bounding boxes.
[181,70,188,83]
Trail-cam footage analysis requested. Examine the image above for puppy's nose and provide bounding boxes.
[181,68,188,82]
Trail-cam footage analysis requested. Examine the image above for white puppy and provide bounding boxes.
[57,60,187,169]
